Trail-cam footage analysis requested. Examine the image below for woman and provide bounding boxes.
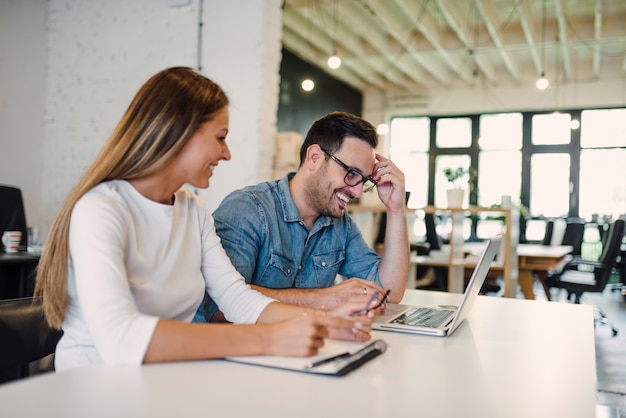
[34,67,375,371]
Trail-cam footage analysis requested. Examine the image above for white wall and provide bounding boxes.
[1,0,282,240]
[0,0,47,228]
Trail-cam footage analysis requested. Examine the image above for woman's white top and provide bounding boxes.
[55,180,275,371]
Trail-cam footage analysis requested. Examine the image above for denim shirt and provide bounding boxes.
[199,173,381,321]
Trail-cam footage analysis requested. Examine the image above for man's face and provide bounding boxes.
[305,136,376,218]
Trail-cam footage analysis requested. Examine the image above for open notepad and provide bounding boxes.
[225,339,387,376]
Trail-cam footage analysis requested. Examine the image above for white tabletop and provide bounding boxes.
[0,290,596,418]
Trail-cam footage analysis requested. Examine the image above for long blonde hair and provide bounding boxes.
[34,67,229,328]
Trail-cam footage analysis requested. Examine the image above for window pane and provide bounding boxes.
[389,117,430,153]
[436,117,471,148]
[530,154,570,217]
[478,150,522,207]
[389,117,430,209]
[579,149,626,219]
[581,109,626,148]
[532,113,571,145]
[435,155,471,208]
[395,153,428,209]
[479,113,522,150]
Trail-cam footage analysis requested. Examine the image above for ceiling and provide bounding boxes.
[282,0,626,105]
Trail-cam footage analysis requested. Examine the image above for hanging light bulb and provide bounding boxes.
[327,55,341,69]
[301,79,314,92]
[536,72,549,90]
[570,119,580,130]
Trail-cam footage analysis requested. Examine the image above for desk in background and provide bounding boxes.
[0,289,596,418]
[410,243,573,300]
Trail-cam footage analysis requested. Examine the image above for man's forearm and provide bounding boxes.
[378,209,409,302]
[250,285,335,310]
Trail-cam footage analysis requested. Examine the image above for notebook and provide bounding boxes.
[373,236,501,337]
[225,339,387,376]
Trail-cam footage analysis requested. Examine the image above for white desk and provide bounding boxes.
[0,290,596,418]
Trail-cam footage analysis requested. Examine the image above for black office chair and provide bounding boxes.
[546,218,624,336]
[541,219,555,246]
[0,297,63,383]
[420,213,448,291]
[0,185,28,251]
[561,217,586,257]
[0,185,33,299]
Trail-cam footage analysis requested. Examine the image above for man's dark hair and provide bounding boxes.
[299,111,378,164]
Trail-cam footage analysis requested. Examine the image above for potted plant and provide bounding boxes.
[443,167,475,208]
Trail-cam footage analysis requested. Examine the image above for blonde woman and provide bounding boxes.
[34,67,375,371]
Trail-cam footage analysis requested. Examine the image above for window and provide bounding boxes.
[387,107,626,228]
[532,113,571,145]
[389,117,429,208]
[579,108,626,219]
[435,155,470,208]
[436,117,471,148]
[478,113,522,207]
[530,154,570,217]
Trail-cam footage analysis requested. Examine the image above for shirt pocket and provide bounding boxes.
[261,252,297,288]
[310,249,345,287]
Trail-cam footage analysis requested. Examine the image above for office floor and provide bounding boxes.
[528,282,626,418]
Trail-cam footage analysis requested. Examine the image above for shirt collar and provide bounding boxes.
[277,173,334,228]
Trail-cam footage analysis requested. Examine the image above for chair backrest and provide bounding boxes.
[424,213,443,251]
[0,297,63,382]
[0,185,28,250]
[541,219,555,245]
[598,219,625,268]
[561,218,586,256]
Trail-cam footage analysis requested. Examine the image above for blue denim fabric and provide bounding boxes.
[196,173,381,322]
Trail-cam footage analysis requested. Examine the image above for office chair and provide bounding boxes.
[546,218,624,336]
[561,217,586,257]
[0,297,63,383]
[541,219,554,246]
[0,185,28,251]
[420,213,448,291]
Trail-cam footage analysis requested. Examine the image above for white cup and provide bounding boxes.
[2,231,22,253]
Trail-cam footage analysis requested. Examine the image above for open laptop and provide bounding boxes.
[373,236,501,337]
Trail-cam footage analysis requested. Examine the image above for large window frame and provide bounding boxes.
[389,107,626,240]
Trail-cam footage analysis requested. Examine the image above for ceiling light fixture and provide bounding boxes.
[327,55,341,69]
[327,0,341,70]
[536,73,549,90]
[376,123,389,135]
[536,0,549,90]
[301,79,315,92]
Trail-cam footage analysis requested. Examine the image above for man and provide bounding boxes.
[201,111,409,322]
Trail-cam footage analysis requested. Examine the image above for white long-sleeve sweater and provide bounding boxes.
[55,180,274,371]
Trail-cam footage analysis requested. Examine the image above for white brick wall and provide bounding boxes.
[38,0,282,235]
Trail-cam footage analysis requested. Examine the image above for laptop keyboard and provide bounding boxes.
[392,307,454,328]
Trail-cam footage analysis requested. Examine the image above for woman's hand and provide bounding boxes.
[324,300,380,342]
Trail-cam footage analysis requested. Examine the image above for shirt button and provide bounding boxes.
[287,269,291,274]
[298,266,302,270]
[321,262,327,267]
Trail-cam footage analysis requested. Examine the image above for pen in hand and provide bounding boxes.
[349,289,390,318]
[348,291,379,318]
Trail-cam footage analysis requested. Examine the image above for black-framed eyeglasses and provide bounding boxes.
[320,147,377,193]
